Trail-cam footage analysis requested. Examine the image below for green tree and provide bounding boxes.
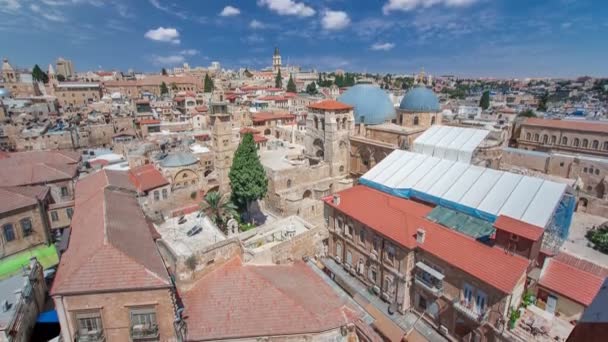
[306,81,318,95]
[243,68,253,78]
[275,69,283,88]
[286,74,297,93]
[479,90,490,110]
[161,68,168,76]
[170,82,178,91]
[518,109,537,118]
[586,224,608,254]
[537,91,549,112]
[200,191,238,231]
[32,64,48,83]
[204,73,214,92]
[160,82,169,95]
[57,74,66,82]
[229,133,268,222]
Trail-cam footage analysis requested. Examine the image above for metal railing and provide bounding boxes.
[130,324,160,341]
[414,274,443,296]
[453,299,489,323]
[75,330,105,342]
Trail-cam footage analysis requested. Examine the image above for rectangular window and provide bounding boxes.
[476,291,487,314]
[130,307,158,339]
[162,189,168,199]
[463,283,474,305]
[61,186,69,197]
[386,245,395,262]
[346,250,353,266]
[20,218,33,237]
[66,208,74,219]
[75,311,103,338]
[3,224,15,242]
[359,228,366,244]
[51,211,59,222]
[153,190,160,201]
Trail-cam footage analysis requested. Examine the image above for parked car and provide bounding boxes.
[178,216,187,224]
[187,225,203,237]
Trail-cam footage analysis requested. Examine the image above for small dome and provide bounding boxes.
[399,86,440,112]
[0,88,11,98]
[160,152,198,168]
[338,84,395,125]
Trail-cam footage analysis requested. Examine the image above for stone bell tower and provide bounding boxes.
[210,88,235,194]
[272,47,282,74]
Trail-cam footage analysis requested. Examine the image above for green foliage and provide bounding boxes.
[586,224,608,254]
[537,91,549,111]
[508,307,521,330]
[275,69,283,88]
[229,133,268,222]
[243,68,253,78]
[204,73,214,92]
[334,73,356,88]
[306,81,318,95]
[56,74,66,82]
[522,293,535,308]
[160,81,169,95]
[170,82,178,91]
[32,64,48,83]
[479,90,490,110]
[201,191,238,230]
[185,254,198,271]
[161,68,168,76]
[286,74,297,93]
[518,109,537,118]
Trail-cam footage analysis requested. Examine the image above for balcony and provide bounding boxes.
[414,274,443,297]
[75,330,105,342]
[453,299,489,323]
[131,324,160,341]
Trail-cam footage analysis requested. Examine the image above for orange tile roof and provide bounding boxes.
[494,215,544,241]
[182,257,362,340]
[523,118,608,134]
[326,186,530,293]
[253,135,268,143]
[0,186,50,214]
[539,258,604,306]
[251,112,295,123]
[308,99,353,111]
[128,164,169,193]
[239,127,260,134]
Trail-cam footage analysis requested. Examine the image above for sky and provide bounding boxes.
[1,0,607,78]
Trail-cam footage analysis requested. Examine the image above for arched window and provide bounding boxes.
[287,179,292,188]
[320,118,325,131]
[413,116,419,126]
[431,116,436,125]
[573,138,580,147]
[604,141,608,151]
[526,132,531,140]
[534,133,539,142]
[582,139,589,148]
[314,117,318,129]
[551,135,556,144]
[562,137,568,145]
[592,140,599,149]
[542,135,548,144]
[342,118,347,130]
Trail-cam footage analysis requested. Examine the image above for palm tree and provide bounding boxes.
[200,191,238,231]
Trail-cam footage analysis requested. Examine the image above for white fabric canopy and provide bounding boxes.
[412,125,490,163]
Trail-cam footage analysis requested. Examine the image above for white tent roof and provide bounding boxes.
[413,125,490,163]
[361,150,567,228]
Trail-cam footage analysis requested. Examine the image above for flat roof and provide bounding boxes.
[413,125,490,163]
[155,212,226,259]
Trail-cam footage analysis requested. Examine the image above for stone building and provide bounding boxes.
[54,82,102,107]
[514,118,608,157]
[56,57,74,79]
[52,170,180,342]
[209,89,236,195]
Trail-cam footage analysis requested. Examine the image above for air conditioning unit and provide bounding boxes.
[439,325,449,336]
[343,263,351,272]
[372,285,380,294]
[369,252,377,261]
[334,256,341,264]
[381,292,390,302]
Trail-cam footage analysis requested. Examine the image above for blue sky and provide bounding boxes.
[1,0,607,78]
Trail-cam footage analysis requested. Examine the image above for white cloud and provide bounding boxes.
[151,55,185,66]
[220,5,240,17]
[0,0,20,11]
[144,27,180,44]
[383,0,478,14]
[321,10,350,30]
[149,0,188,19]
[179,49,199,56]
[258,0,315,17]
[30,3,67,22]
[371,42,396,51]
[250,20,265,29]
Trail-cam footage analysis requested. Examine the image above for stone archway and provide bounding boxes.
[577,197,589,212]
[303,190,312,199]
[264,128,271,135]
[313,138,324,159]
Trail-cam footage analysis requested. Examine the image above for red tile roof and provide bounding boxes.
[239,127,260,134]
[326,186,530,293]
[128,164,169,193]
[195,105,208,112]
[523,118,608,134]
[539,258,604,306]
[251,112,295,123]
[258,95,287,101]
[308,99,353,111]
[51,170,171,296]
[554,252,608,278]
[0,186,50,214]
[494,215,544,241]
[253,135,268,143]
[182,257,362,340]
[0,151,80,187]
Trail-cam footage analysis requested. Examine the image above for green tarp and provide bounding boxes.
[0,244,59,279]
[427,206,495,240]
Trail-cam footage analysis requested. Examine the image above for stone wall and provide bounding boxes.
[0,204,50,258]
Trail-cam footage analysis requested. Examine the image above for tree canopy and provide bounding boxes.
[160,81,169,95]
[229,133,268,222]
[479,90,490,110]
[518,109,537,118]
[243,68,253,78]
[286,74,297,93]
[275,69,283,88]
[537,91,549,112]
[204,73,214,92]
[306,81,318,95]
[201,191,238,231]
[32,64,48,83]
[161,68,168,76]
[586,224,608,254]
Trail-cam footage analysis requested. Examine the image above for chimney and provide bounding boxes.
[416,228,426,244]
[332,194,341,206]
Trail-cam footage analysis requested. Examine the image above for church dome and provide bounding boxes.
[160,152,198,168]
[338,84,395,125]
[399,86,440,112]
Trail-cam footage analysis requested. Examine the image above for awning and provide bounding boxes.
[37,310,59,323]
[415,261,445,280]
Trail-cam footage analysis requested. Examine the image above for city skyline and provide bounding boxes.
[1,0,608,77]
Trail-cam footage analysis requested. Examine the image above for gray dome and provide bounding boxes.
[160,152,198,168]
[0,88,11,98]
[338,84,395,125]
[399,86,440,112]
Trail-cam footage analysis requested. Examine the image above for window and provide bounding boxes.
[372,237,380,253]
[550,135,556,144]
[386,245,395,262]
[559,162,564,167]
[562,137,568,145]
[153,190,160,201]
[369,267,377,283]
[534,133,539,142]
[346,250,353,266]
[162,189,168,200]
[3,224,15,242]
[75,311,103,337]
[584,167,588,173]
[359,228,366,244]
[66,208,74,219]
[413,116,419,126]
[287,179,292,188]
[61,186,69,197]
[463,283,474,305]
[525,132,531,140]
[336,242,342,259]
[595,169,600,175]
[347,224,353,237]
[51,211,59,222]
[573,138,580,147]
[592,140,599,149]
[542,134,548,144]
[582,139,589,148]
[130,307,158,337]
[475,291,488,314]
[604,141,608,151]
[20,218,33,237]
[336,218,344,232]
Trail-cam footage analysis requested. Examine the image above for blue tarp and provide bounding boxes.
[37,310,59,323]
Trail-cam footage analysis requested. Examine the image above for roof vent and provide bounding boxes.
[416,228,426,244]
[332,194,341,206]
